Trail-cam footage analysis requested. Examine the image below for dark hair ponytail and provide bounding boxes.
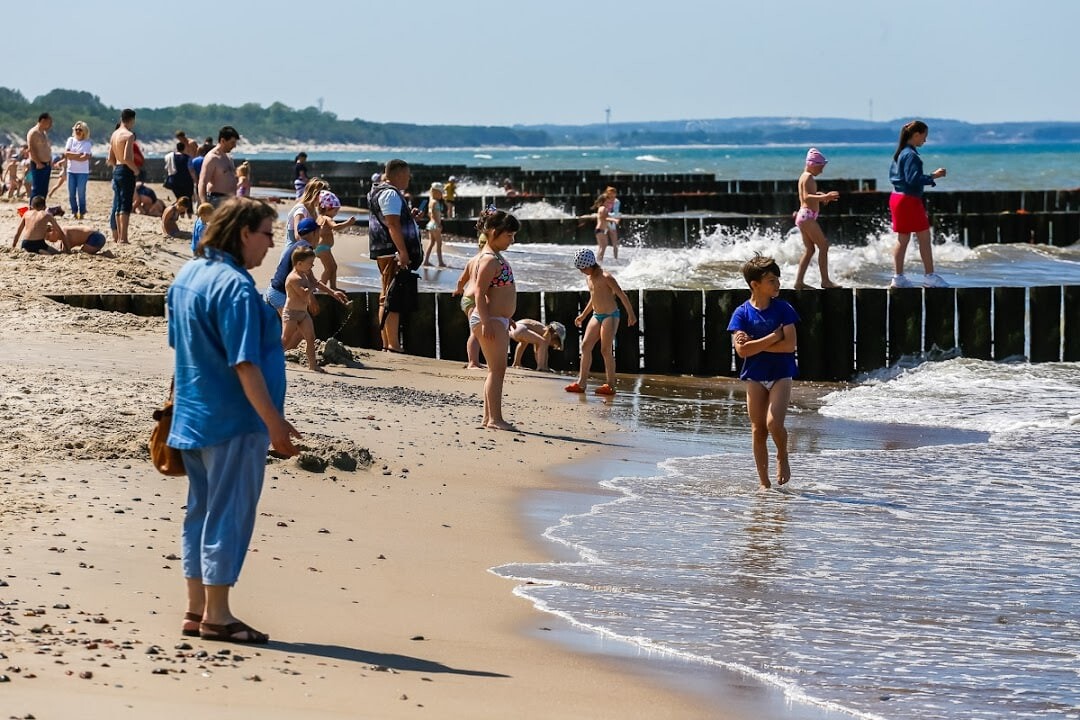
[894,120,929,161]
[476,205,520,239]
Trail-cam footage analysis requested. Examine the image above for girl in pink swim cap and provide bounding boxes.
[313,190,357,291]
[793,147,842,290]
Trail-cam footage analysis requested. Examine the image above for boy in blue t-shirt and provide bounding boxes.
[727,255,799,489]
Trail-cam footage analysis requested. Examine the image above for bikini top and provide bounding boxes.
[485,251,514,288]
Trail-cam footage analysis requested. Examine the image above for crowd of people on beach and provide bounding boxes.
[4,110,956,644]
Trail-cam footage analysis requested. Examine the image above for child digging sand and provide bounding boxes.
[565,248,636,396]
[281,246,346,372]
[793,147,841,290]
[727,255,799,489]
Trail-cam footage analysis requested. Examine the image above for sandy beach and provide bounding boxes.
[0,180,746,719]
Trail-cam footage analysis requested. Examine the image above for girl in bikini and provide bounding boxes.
[313,190,356,291]
[793,148,841,290]
[470,207,520,430]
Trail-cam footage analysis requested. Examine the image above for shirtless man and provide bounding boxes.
[108,109,139,244]
[26,113,53,200]
[13,196,64,254]
[46,223,107,254]
[198,126,239,208]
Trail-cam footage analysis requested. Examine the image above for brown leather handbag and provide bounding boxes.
[150,381,185,476]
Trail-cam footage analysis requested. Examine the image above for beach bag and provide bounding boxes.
[380,269,419,328]
[149,381,185,476]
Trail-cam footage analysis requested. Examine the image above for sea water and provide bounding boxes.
[495,360,1080,719]
[322,143,1080,716]
[329,143,1080,292]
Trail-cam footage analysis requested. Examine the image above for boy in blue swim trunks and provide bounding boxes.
[565,248,637,396]
[727,255,799,489]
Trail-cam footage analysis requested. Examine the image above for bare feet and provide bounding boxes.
[776,454,791,485]
[465,363,486,370]
[793,282,810,290]
[759,479,772,490]
[821,281,842,289]
[486,420,518,431]
[309,365,326,373]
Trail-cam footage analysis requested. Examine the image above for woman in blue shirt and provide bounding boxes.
[167,197,301,644]
[888,120,948,288]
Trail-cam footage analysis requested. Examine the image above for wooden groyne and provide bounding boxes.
[47,285,1080,381]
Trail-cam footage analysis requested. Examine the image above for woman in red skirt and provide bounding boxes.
[889,120,948,288]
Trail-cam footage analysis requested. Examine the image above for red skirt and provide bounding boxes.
[889,192,930,234]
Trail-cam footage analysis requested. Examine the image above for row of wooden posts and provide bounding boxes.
[49,286,1079,380]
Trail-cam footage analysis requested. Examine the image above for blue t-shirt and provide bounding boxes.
[190,218,206,256]
[166,248,287,449]
[270,239,312,292]
[190,156,205,183]
[727,298,800,381]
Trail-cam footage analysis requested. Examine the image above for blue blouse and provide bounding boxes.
[889,145,936,197]
[167,248,286,449]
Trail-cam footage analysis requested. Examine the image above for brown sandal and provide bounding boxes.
[182,611,202,638]
[199,620,269,644]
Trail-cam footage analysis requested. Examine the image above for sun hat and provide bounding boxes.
[371,172,382,183]
[297,217,319,236]
[317,190,340,210]
[573,248,597,269]
[430,182,444,192]
[806,148,828,166]
[548,321,566,347]
[448,175,458,182]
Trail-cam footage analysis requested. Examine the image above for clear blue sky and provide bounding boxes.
[6,0,1080,127]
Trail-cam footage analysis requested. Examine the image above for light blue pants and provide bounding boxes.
[180,432,268,586]
[67,172,88,215]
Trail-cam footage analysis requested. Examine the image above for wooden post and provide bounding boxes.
[131,294,166,317]
[99,294,132,314]
[922,288,955,353]
[367,291,384,350]
[515,292,542,325]
[821,288,855,380]
[888,288,922,363]
[992,287,1026,360]
[615,289,641,373]
[545,291,581,372]
[956,288,992,360]
[436,293,470,362]
[783,289,823,381]
[855,289,888,372]
[704,289,749,376]
[1065,286,1080,362]
[401,293,437,358]
[671,290,704,375]
[334,293,370,348]
[310,295,336,340]
[642,290,675,374]
[1029,286,1061,362]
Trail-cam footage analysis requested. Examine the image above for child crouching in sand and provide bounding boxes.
[282,246,346,372]
[565,248,636,396]
[510,319,565,371]
[728,255,799,489]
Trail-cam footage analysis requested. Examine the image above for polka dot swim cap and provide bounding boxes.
[318,190,340,210]
[573,248,597,269]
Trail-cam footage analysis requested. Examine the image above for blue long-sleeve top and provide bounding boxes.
[889,145,936,197]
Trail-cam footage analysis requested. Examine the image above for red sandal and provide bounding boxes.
[564,382,585,393]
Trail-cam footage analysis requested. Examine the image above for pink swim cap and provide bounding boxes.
[318,190,340,210]
[806,148,828,166]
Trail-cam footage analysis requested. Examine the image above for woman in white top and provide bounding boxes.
[64,121,92,218]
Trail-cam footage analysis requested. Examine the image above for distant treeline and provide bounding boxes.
[0,87,549,147]
[3,87,1080,148]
